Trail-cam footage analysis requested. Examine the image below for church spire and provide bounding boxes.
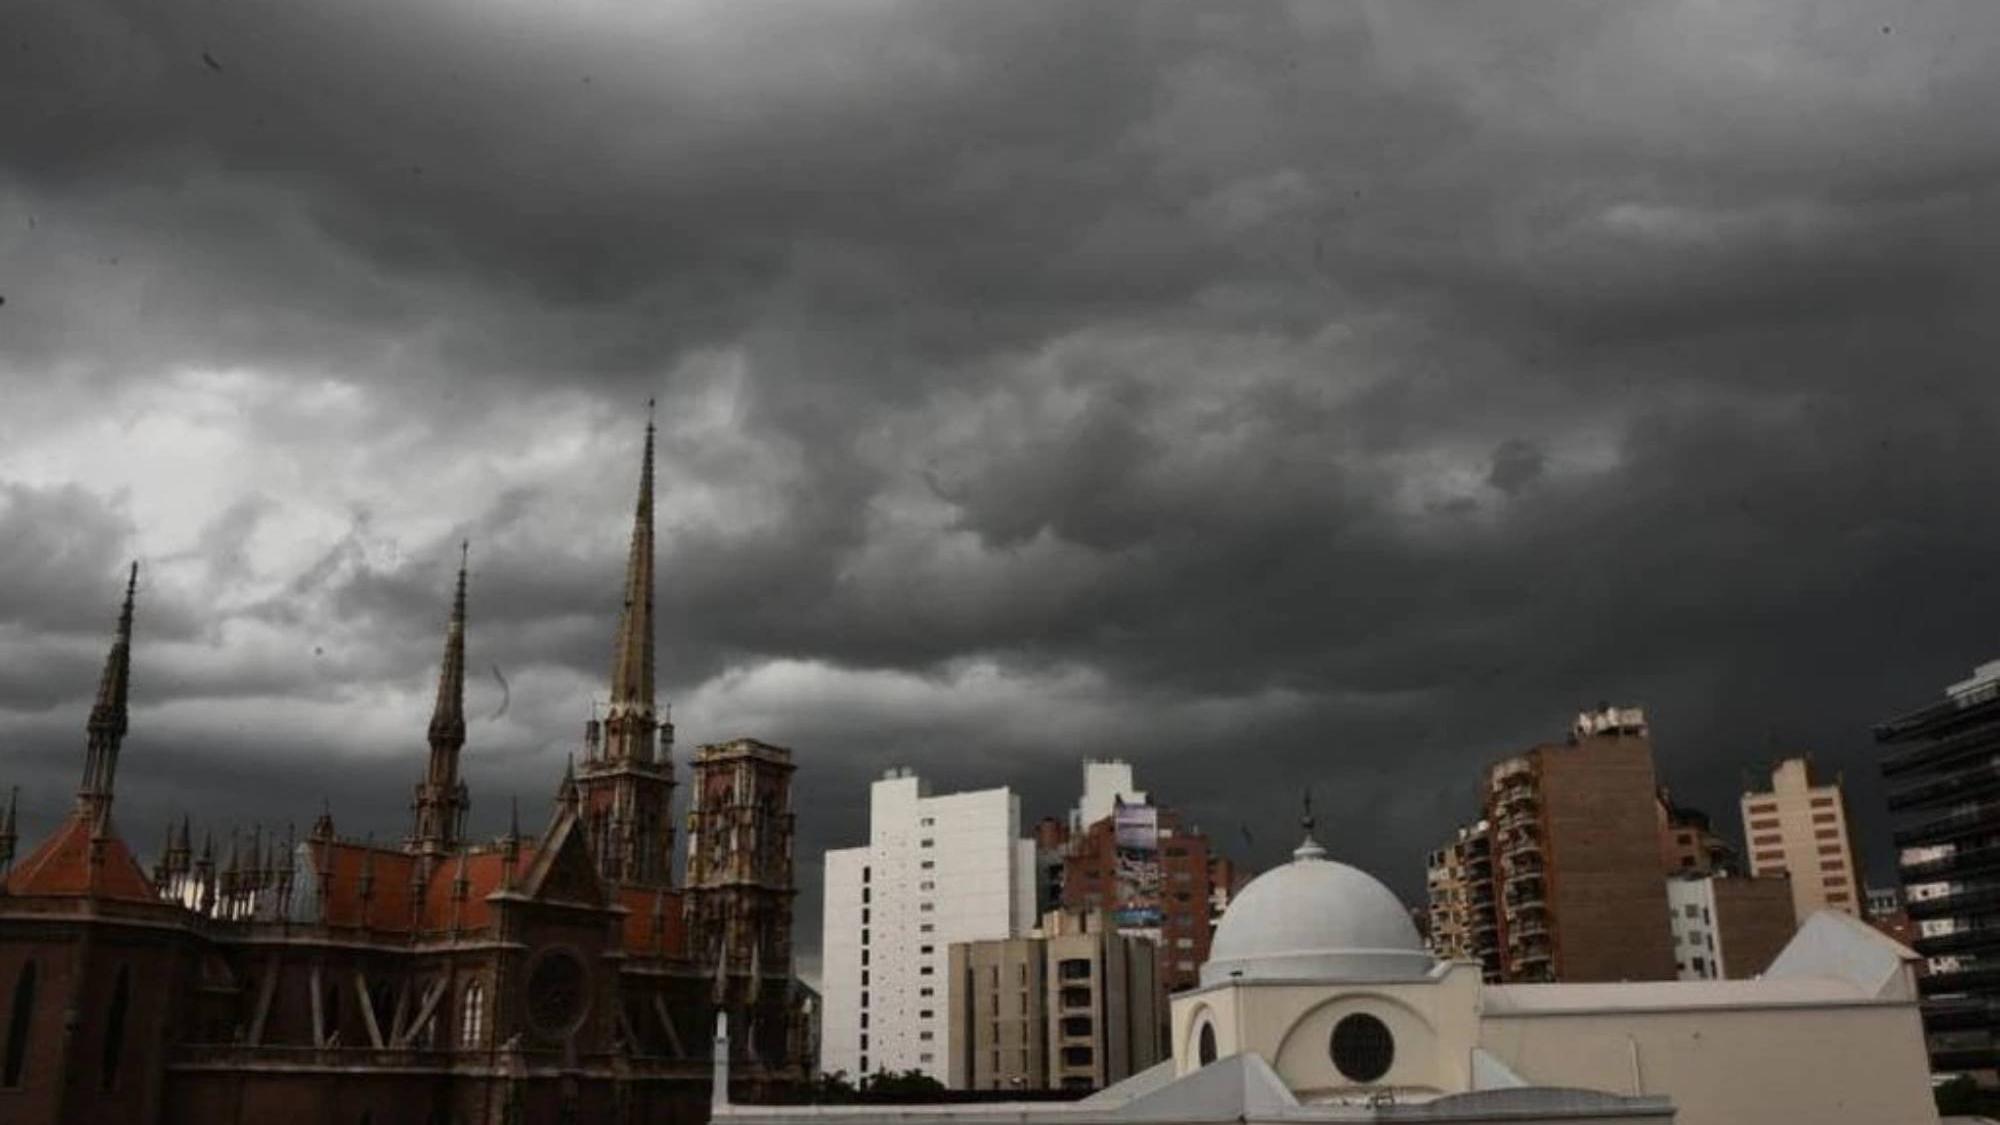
[576,408,678,887]
[410,544,470,861]
[77,562,138,822]
[429,541,469,748]
[606,405,657,737]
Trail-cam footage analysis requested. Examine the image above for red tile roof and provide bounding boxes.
[5,813,159,903]
[416,848,537,933]
[618,884,686,958]
[307,840,419,931]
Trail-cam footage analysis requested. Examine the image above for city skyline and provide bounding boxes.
[7,0,2000,986]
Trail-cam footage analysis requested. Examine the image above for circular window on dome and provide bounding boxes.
[1329,1013,1393,1083]
[526,948,589,1037]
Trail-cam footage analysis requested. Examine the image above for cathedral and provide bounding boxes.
[0,419,810,1124]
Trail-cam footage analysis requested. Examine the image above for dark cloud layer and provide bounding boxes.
[6,0,2000,974]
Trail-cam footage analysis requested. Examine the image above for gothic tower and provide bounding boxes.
[408,544,471,870]
[76,562,137,825]
[685,740,795,975]
[576,412,677,887]
[685,738,795,1061]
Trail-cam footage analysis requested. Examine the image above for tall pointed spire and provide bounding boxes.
[577,408,678,887]
[410,544,470,863]
[557,754,580,817]
[428,542,470,747]
[607,405,657,731]
[77,562,138,821]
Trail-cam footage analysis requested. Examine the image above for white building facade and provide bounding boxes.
[1664,876,1723,980]
[820,768,1036,1084]
[1072,758,1148,832]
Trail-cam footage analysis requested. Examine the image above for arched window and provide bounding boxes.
[460,981,486,1047]
[101,966,131,1090]
[1197,1021,1217,1066]
[4,961,36,1087]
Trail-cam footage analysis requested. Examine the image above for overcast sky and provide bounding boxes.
[6,0,2000,977]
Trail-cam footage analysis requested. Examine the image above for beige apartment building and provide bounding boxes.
[947,910,1163,1092]
[1739,756,1861,923]
[1423,818,1498,980]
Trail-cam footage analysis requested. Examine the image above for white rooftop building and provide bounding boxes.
[820,768,1036,1085]
[756,821,1937,1124]
[1072,758,1148,832]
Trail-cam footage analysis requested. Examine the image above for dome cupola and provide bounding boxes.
[1201,808,1434,986]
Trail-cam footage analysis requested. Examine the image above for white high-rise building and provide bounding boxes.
[1071,758,1147,832]
[821,768,1036,1084]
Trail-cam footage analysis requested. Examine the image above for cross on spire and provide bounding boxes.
[1294,784,1327,862]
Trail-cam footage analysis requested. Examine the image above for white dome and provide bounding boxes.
[1201,838,1434,986]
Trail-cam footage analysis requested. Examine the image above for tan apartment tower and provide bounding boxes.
[947,909,1163,1093]
[1485,706,1677,982]
[1740,756,1861,923]
[1424,817,1499,980]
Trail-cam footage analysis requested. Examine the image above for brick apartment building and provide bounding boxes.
[1482,707,1678,983]
[1054,804,1217,993]
[0,422,808,1125]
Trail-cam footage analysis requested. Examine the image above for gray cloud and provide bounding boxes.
[5,0,2000,964]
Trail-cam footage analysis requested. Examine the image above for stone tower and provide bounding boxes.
[685,738,796,1058]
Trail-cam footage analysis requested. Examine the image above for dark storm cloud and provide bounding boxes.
[5,0,2000,963]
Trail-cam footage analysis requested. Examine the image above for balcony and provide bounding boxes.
[1882,720,2000,780]
[1513,948,1554,971]
[1876,683,2000,745]
[1920,962,2000,996]
[1906,884,2000,921]
[1924,997,2000,1032]
[1928,1044,2000,1072]
[1916,927,2000,958]
[1894,805,2000,850]
[1508,920,1550,942]
[1888,759,2000,812]
[1505,878,1546,909]
[1901,843,2000,883]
